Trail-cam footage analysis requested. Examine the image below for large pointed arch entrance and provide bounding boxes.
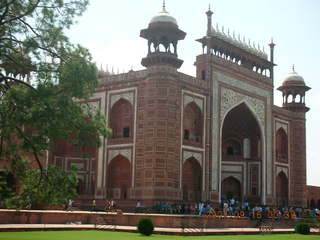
[182,157,202,202]
[221,102,263,203]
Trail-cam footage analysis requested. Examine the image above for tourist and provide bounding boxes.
[136,200,142,213]
[66,199,73,211]
[110,199,116,211]
[105,199,110,212]
[190,203,196,214]
[223,201,228,217]
[244,200,249,211]
[228,205,233,216]
[91,199,96,211]
[198,202,204,216]
[230,197,235,207]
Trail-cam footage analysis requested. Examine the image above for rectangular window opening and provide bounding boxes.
[184,129,190,140]
[123,127,130,138]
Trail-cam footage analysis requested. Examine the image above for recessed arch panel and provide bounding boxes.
[276,171,288,206]
[109,99,133,138]
[182,157,202,202]
[108,155,132,200]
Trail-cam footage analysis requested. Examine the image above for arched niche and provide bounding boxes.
[276,171,288,207]
[182,157,202,202]
[108,155,132,200]
[183,102,203,143]
[276,128,288,162]
[109,99,133,139]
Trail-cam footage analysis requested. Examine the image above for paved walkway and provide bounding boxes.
[1,224,318,235]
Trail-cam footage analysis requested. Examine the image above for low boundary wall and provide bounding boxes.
[0,209,301,229]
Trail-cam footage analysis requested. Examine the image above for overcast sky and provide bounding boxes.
[67,0,320,187]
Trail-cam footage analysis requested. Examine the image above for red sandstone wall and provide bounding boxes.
[289,116,307,207]
[306,185,320,208]
[134,71,181,200]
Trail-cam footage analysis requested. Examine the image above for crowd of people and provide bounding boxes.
[65,197,320,219]
[147,198,320,220]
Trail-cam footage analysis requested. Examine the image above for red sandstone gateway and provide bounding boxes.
[50,3,316,209]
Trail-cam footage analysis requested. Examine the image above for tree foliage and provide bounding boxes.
[0,0,110,205]
[2,164,78,209]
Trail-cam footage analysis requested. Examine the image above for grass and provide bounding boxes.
[0,231,319,240]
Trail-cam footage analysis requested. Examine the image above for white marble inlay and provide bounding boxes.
[220,87,265,127]
[184,95,203,112]
[275,121,288,134]
[183,150,202,167]
[110,92,134,108]
[108,149,132,163]
[276,166,288,177]
[222,173,242,183]
[222,165,242,172]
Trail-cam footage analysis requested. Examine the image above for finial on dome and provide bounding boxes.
[292,64,295,72]
[269,37,275,47]
[162,0,166,11]
[206,3,213,16]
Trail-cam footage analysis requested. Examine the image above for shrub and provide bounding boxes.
[137,217,154,236]
[295,222,310,234]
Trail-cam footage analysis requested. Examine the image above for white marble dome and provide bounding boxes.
[150,9,178,26]
[282,69,305,86]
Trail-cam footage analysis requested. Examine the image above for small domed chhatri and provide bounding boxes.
[277,65,311,112]
[282,65,306,87]
[149,0,178,27]
[140,0,186,68]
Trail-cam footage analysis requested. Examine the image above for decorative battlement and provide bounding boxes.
[98,67,209,90]
[198,8,275,78]
[210,24,268,60]
[197,31,273,77]
[98,70,148,85]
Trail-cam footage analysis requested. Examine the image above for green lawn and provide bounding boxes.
[0,231,319,240]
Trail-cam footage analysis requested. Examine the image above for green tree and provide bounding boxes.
[3,165,79,209]
[0,0,110,207]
